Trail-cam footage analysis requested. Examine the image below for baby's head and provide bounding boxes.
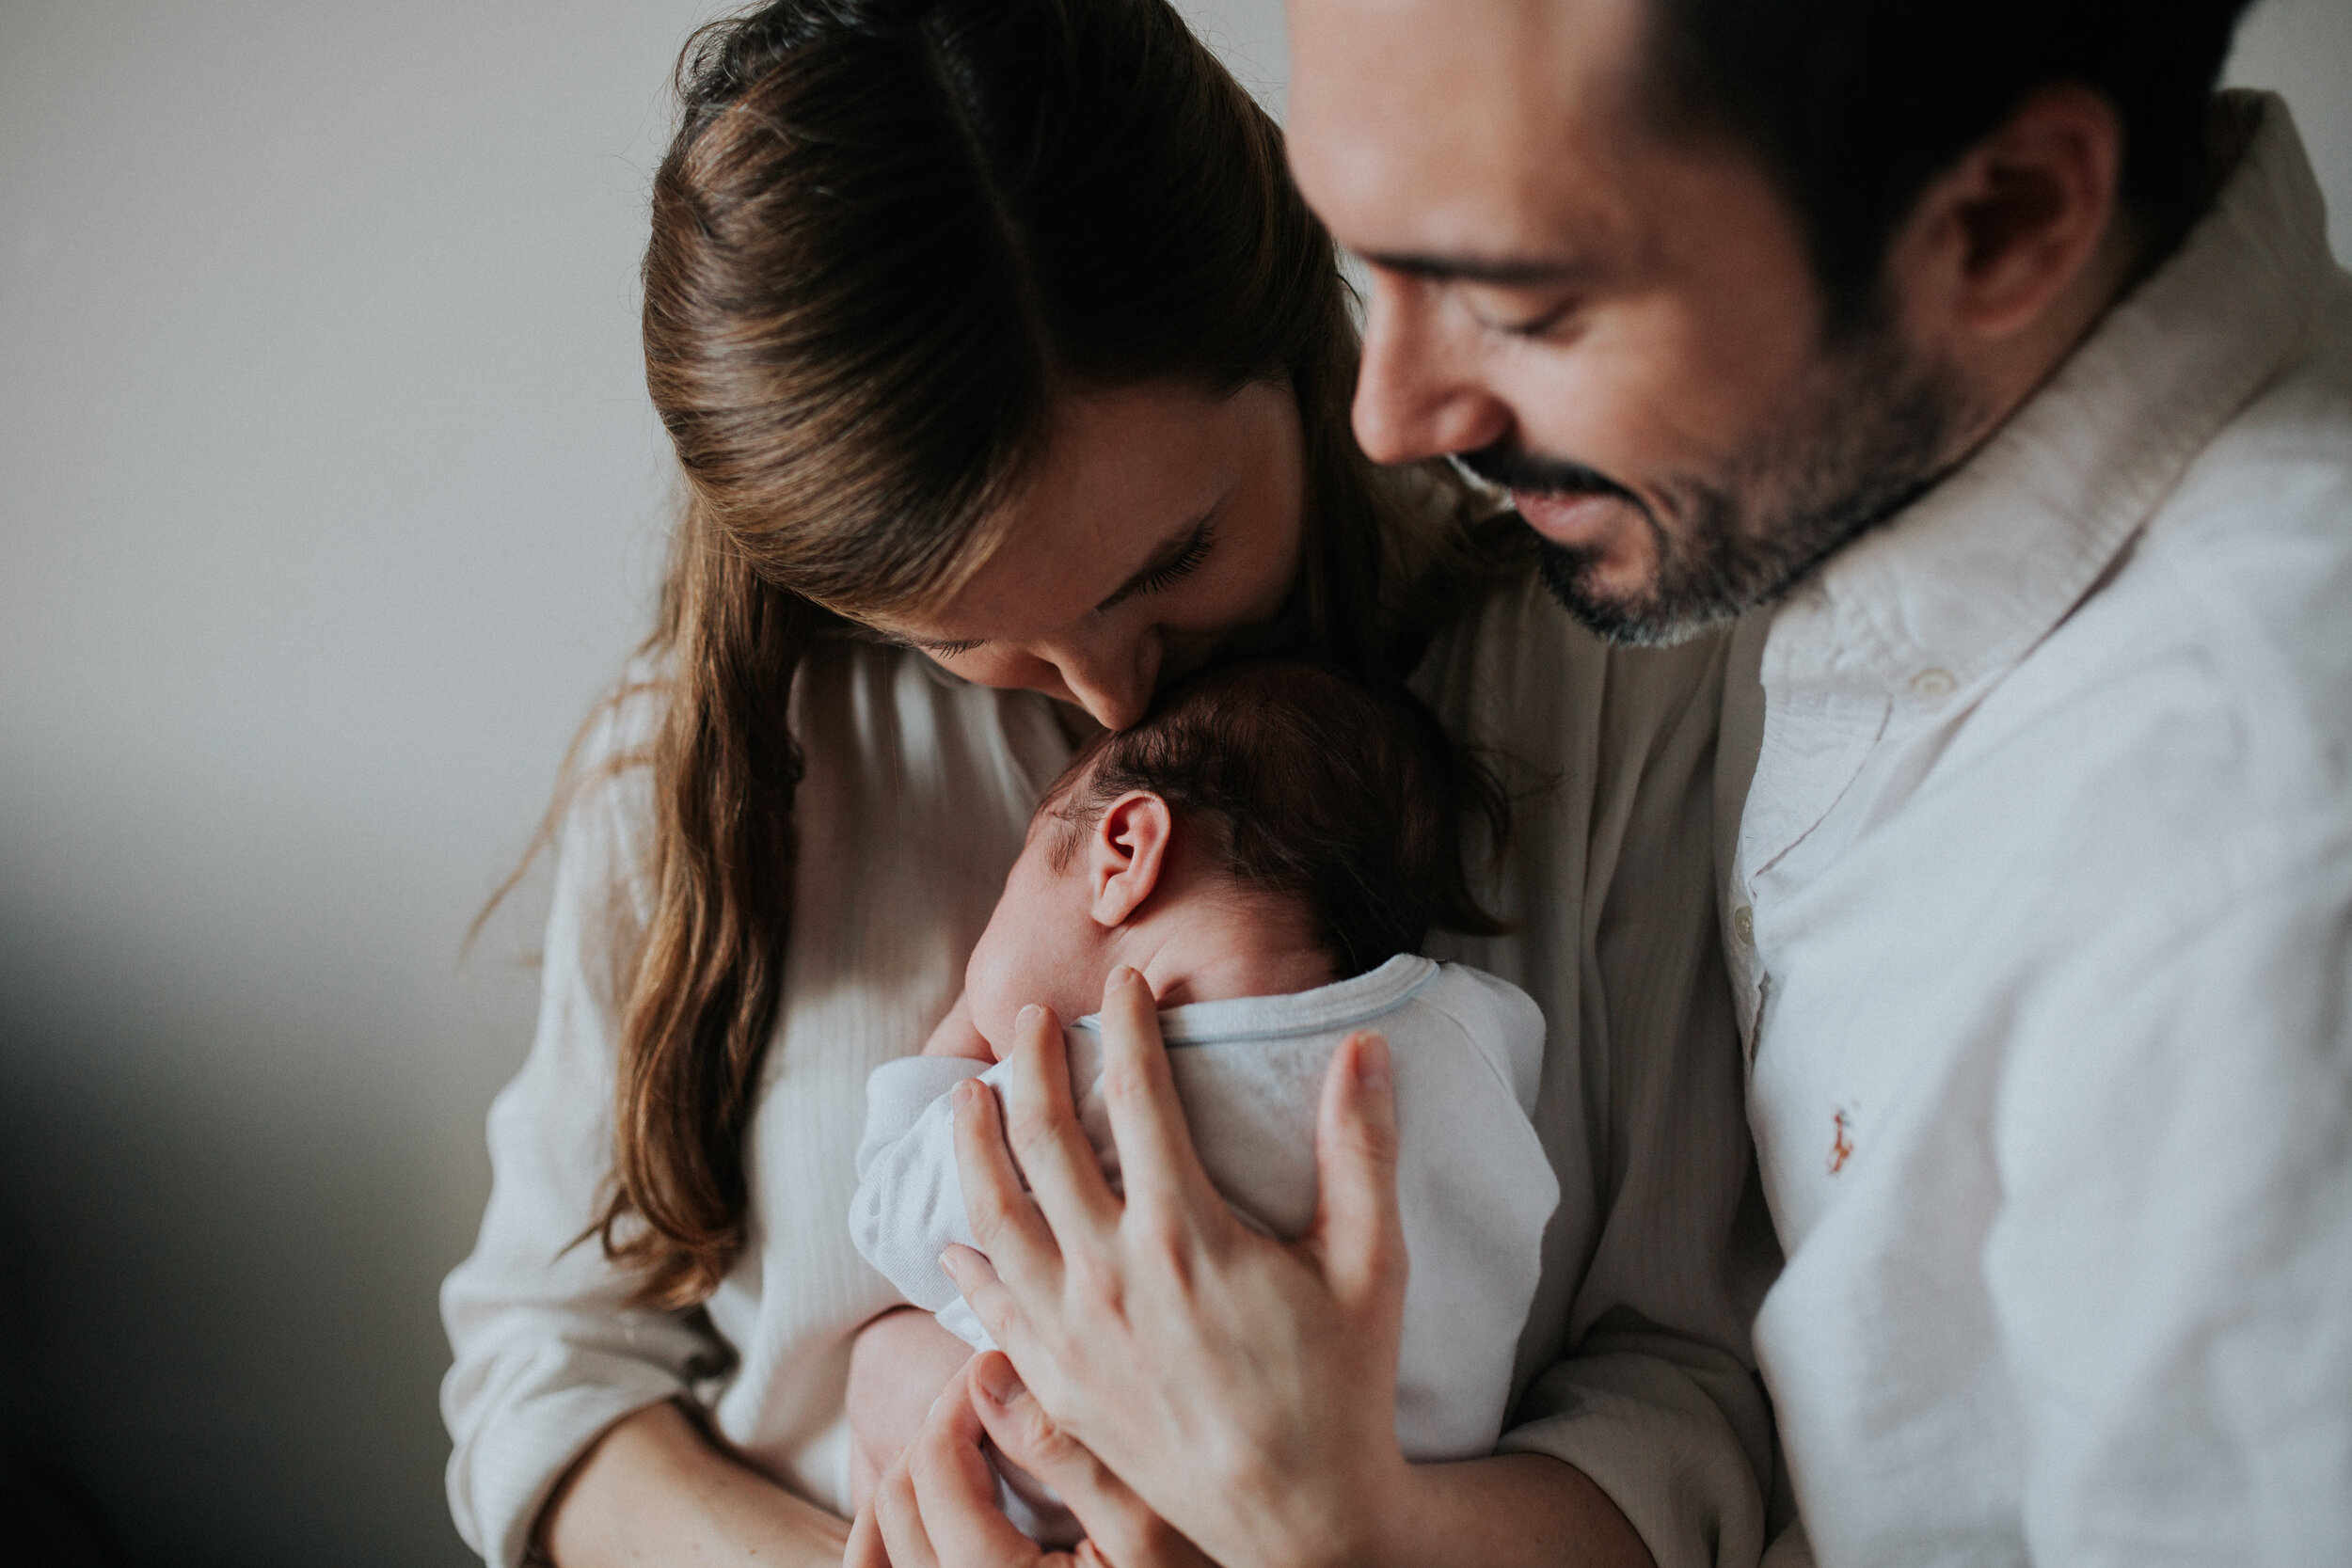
[964,660,1504,1050]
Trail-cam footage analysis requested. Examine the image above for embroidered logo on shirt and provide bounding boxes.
[1829,1108,1855,1176]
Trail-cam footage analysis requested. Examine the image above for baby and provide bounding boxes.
[846,660,1561,1541]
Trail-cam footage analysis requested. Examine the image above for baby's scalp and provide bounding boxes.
[1036,659,1508,975]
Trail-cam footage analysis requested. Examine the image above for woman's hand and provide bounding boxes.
[938,969,1416,1568]
[846,1352,1216,1568]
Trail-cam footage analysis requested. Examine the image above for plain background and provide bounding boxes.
[1,2,2344,1562]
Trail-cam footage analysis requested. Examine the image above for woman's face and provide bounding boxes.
[873,379,1307,730]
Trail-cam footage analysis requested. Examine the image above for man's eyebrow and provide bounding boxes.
[1095,505,1217,613]
[1359,249,1603,287]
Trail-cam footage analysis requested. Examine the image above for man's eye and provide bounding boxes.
[1468,293,1581,340]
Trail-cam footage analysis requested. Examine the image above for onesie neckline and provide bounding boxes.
[1070,953,1440,1047]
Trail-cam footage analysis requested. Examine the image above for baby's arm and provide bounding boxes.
[847,1306,983,1512]
[921,991,996,1061]
[847,1006,1002,1504]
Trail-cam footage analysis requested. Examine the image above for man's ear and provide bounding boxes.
[1886,82,2126,345]
[1085,791,1174,928]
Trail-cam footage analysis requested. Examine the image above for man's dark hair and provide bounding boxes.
[1645,0,2259,318]
[1046,660,1508,979]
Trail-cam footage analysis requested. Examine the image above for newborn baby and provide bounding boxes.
[846,660,1560,1541]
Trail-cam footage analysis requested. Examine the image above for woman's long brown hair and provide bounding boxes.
[585,0,1502,1308]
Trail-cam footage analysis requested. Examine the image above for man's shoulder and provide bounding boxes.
[2042,309,2352,822]
[1949,343,2352,916]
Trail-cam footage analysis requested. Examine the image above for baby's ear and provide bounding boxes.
[1088,790,1173,927]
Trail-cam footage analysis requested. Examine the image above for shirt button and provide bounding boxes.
[1909,667,1955,699]
[1733,905,1755,945]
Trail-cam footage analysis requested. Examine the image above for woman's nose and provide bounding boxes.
[1352,273,1512,465]
[1050,630,1159,731]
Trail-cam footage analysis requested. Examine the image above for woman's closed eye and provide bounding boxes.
[1097,516,1216,613]
[898,508,1223,662]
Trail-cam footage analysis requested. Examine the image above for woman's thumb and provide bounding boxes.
[1307,1032,1406,1301]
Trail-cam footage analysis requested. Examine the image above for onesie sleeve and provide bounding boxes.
[848,1055,992,1325]
[438,689,729,1568]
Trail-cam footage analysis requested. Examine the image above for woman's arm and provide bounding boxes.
[543,1402,850,1568]
[942,979,1655,1568]
[442,686,749,1567]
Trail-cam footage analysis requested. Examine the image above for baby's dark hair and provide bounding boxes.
[1044,660,1507,977]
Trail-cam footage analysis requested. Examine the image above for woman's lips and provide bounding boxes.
[1513,488,1631,546]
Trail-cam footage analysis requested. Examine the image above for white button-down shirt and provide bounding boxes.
[1720,93,2352,1567]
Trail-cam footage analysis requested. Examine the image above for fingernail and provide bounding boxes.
[1017,1004,1043,1030]
[974,1355,1025,1408]
[1355,1032,1391,1094]
[938,1248,961,1279]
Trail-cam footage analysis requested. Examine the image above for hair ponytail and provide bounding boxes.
[595,515,826,1307]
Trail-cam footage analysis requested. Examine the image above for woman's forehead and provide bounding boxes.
[882,380,1286,644]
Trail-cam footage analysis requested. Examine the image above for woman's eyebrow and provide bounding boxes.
[1095,504,1219,614]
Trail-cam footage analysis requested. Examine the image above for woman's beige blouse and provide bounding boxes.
[440,573,1778,1568]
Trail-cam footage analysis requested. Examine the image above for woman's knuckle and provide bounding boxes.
[1102,1057,1152,1107]
[1064,1247,1125,1314]
[1129,1202,1190,1264]
[1007,1101,1060,1152]
[967,1186,1020,1241]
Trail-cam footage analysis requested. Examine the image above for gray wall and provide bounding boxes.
[0,3,2344,1564]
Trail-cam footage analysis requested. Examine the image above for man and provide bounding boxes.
[1288,0,2352,1563]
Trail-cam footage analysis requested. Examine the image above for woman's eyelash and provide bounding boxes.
[918,639,983,658]
[1133,521,1216,595]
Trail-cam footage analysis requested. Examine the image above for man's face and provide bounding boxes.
[1288,0,1969,642]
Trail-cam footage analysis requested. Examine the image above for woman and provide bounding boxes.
[440,3,1772,1565]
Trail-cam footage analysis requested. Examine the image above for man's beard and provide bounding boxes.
[1460,305,1973,646]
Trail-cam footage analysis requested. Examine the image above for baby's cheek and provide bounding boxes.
[961,936,1020,1054]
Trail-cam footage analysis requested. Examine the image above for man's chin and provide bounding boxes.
[1533,538,1723,648]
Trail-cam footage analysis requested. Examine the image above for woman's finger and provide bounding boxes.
[950,1072,1064,1297]
[936,1242,1039,1378]
[868,1448,942,1568]
[968,1353,1212,1568]
[900,1365,1051,1568]
[1303,1032,1407,1307]
[993,1003,1122,1241]
[1091,968,1224,1226]
[845,1494,893,1568]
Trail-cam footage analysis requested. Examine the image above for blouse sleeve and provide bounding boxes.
[438,687,726,1568]
[1422,581,1780,1568]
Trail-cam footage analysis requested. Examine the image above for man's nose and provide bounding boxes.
[1352,274,1511,465]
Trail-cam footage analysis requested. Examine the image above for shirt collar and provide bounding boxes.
[1763,91,2336,704]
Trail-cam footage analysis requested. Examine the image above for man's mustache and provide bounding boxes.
[1454,440,1641,508]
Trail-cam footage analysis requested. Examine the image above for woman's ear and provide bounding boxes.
[1086,791,1174,928]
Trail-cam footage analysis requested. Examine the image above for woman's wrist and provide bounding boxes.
[541,1400,850,1568]
[1293,1451,1652,1568]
